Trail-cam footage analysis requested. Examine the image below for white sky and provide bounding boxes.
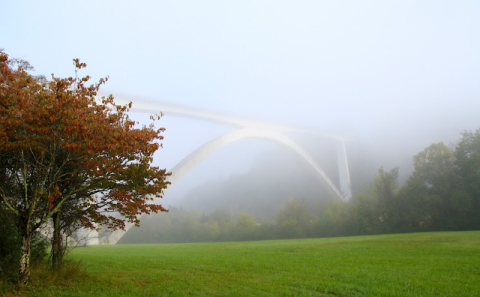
[2,0,480,202]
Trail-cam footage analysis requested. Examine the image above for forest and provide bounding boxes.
[120,129,480,244]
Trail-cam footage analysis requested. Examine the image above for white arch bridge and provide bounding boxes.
[100,95,353,244]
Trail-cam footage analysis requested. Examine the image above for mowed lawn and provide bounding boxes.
[30,231,480,296]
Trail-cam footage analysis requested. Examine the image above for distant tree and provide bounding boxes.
[454,130,480,228]
[254,220,276,240]
[341,167,401,235]
[314,199,351,237]
[169,208,202,242]
[200,209,232,241]
[350,194,380,234]
[191,221,220,242]
[0,51,170,285]
[203,209,233,233]
[234,214,258,240]
[373,167,400,232]
[400,142,463,230]
[276,198,311,238]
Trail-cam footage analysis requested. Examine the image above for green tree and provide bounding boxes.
[191,221,220,242]
[276,198,311,238]
[454,129,480,228]
[347,168,400,235]
[401,142,463,230]
[313,199,354,237]
[350,194,380,234]
[373,167,400,232]
[234,214,258,240]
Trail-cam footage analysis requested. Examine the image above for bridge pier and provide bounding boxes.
[337,141,352,200]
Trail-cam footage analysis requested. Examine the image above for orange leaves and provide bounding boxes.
[73,58,87,70]
[1,50,169,246]
[45,185,62,210]
[0,52,7,63]
[61,142,80,150]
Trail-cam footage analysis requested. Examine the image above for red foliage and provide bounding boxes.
[0,50,170,233]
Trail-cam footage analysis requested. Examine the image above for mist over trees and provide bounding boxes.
[121,129,480,244]
[176,145,334,220]
[172,134,403,219]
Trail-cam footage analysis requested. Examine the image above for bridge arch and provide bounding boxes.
[167,127,343,199]
[100,95,352,244]
[104,127,346,244]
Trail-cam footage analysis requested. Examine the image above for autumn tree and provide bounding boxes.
[0,51,170,285]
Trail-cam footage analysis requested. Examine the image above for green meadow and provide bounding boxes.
[21,231,480,296]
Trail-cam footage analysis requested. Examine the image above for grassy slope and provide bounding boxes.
[25,231,480,296]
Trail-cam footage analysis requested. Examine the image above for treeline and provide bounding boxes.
[121,129,480,243]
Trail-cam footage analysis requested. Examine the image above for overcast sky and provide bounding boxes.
[2,1,480,201]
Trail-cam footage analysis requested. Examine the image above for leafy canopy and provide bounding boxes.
[0,51,170,233]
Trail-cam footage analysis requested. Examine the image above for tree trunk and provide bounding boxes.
[19,227,31,286]
[51,212,63,269]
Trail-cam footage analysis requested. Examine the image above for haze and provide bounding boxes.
[2,0,480,206]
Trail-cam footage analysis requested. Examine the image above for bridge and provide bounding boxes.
[97,95,353,244]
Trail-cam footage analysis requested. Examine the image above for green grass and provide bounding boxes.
[19,231,480,296]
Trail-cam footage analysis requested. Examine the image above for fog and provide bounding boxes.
[2,1,480,213]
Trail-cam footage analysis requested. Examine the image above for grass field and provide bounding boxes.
[16,231,480,296]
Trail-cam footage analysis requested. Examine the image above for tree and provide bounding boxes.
[401,142,462,230]
[276,198,311,238]
[0,51,170,285]
[373,167,400,232]
[454,129,480,228]
[0,200,48,282]
[234,214,258,240]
